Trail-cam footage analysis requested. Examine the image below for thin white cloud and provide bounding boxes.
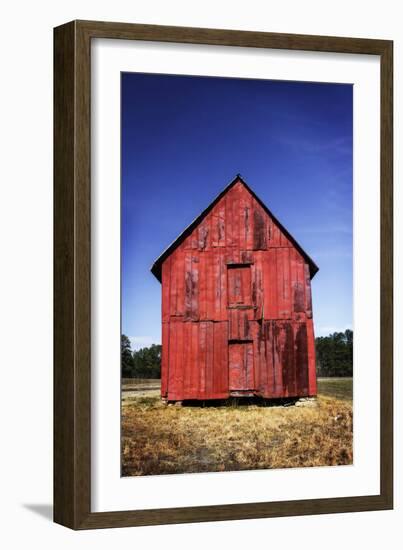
[311,248,352,260]
[129,336,161,351]
[277,135,352,156]
[297,224,352,235]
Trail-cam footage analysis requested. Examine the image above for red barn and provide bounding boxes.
[151,175,318,402]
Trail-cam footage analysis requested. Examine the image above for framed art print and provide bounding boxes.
[54,20,393,529]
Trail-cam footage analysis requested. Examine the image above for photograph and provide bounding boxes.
[120,72,353,477]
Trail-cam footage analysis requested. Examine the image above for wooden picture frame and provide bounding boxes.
[54,20,393,529]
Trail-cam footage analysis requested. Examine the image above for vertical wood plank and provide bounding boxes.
[265,248,278,319]
[219,252,227,320]
[285,322,296,396]
[198,249,207,320]
[167,321,177,400]
[161,257,171,322]
[221,322,229,395]
[289,247,298,316]
[240,188,251,250]
[183,321,192,397]
[182,234,192,250]
[176,250,185,316]
[253,202,267,250]
[184,253,192,321]
[191,256,199,320]
[273,322,283,397]
[266,216,273,247]
[271,219,281,246]
[232,184,240,250]
[304,263,313,318]
[225,193,233,247]
[292,248,305,316]
[283,248,291,318]
[198,321,207,398]
[205,322,214,397]
[246,341,255,389]
[243,311,251,339]
[245,191,254,250]
[265,321,275,397]
[221,322,229,396]
[306,319,317,396]
[169,251,178,317]
[211,207,219,248]
[252,252,263,319]
[206,251,215,320]
[295,322,309,396]
[246,265,253,306]
[276,248,286,319]
[228,343,240,390]
[190,224,199,249]
[183,253,198,321]
[190,322,199,397]
[218,202,226,247]
[279,323,288,397]
[211,203,226,247]
[228,309,237,340]
[280,232,291,247]
[176,322,184,398]
[250,322,261,393]
[198,219,209,251]
[161,322,169,397]
[213,249,221,320]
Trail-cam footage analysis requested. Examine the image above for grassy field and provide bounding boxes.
[121,378,353,476]
[317,377,353,401]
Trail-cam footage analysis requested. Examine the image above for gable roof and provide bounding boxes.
[151,174,319,282]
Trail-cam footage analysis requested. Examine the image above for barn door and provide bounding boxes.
[228,342,254,391]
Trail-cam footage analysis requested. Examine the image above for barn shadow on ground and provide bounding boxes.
[168,396,302,408]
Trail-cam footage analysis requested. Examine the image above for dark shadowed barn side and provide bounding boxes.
[151,175,318,402]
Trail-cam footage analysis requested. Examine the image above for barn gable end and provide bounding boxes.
[153,175,318,402]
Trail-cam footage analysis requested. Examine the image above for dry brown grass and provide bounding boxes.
[121,380,353,476]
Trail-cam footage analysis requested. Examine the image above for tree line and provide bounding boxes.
[315,329,353,377]
[121,335,161,378]
[121,329,353,379]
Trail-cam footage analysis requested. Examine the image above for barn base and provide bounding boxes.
[229,391,255,397]
[161,395,317,407]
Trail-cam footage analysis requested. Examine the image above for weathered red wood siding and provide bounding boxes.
[159,178,317,401]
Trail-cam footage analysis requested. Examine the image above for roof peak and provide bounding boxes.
[231,172,247,184]
[150,174,319,282]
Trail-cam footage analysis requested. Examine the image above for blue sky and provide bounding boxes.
[121,73,352,350]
